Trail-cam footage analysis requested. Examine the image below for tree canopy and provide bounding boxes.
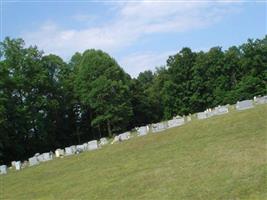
[0,35,266,165]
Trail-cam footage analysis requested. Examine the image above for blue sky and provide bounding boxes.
[1,0,266,77]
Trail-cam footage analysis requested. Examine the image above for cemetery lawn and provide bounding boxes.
[1,105,267,200]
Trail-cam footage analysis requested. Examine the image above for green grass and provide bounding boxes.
[1,105,267,200]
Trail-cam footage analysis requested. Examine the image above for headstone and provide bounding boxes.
[70,145,77,153]
[236,100,254,110]
[205,109,215,118]
[152,122,167,133]
[0,165,7,174]
[37,154,45,162]
[11,161,16,167]
[43,152,52,161]
[111,136,119,144]
[167,117,184,129]
[55,149,64,157]
[29,156,39,166]
[254,96,267,104]
[214,106,229,115]
[197,112,207,119]
[76,145,85,152]
[137,126,149,136]
[119,132,131,141]
[187,116,191,122]
[15,161,21,170]
[21,161,28,169]
[88,140,98,150]
[100,138,108,146]
[65,147,73,156]
[83,143,88,151]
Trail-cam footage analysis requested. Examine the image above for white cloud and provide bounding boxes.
[21,1,241,76]
[119,51,176,78]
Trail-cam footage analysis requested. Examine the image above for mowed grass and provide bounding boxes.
[1,105,267,200]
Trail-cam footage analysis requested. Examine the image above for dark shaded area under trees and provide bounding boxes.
[0,36,266,164]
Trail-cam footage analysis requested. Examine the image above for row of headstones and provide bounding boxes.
[196,96,267,120]
[1,96,266,175]
[135,95,267,135]
[0,138,109,175]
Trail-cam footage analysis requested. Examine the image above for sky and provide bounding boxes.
[1,0,266,77]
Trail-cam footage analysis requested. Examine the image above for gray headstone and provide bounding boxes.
[88,140,98,150]
[119,132,131,141]
[137,126,149,136]
[236,100,254,110]
[76,145,85,152]
[100,138,108,146]
[37,154,45,162]
[15,161,21,170]
[197,112,207,119]
[214,106,228,115]
[0,165,7,174]
[29,156,39,166]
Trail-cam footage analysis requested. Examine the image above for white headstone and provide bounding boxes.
[0,165,7,174]
[55,149,64,157]
[187,116,191,122]
[83,143,88,151]
[205,109,215,118]
[119,132,131,141]
[29,156,39,166]
[111,136,119,144]
[152,122,167,133]
[65,147,73,156]
[236,100,254,110]
[254,96,267,104]
[43,152,52,161]
[11,161,16,167]
[70,146,77,153]
[88,140,98,150]
[15,161,21,170]
[100,138,108,146]
[167,117,184,129]
[37,154,45,162]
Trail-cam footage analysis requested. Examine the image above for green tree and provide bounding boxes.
[75,50,133,137]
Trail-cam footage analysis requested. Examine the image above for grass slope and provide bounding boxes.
[1,105,267,200]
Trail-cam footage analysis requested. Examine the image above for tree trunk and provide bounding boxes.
[98,125,101,138]
[107,119,112,137]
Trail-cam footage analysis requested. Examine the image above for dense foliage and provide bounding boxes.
[0,36,266,164]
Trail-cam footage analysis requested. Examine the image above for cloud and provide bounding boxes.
[21,1,241,75]
[119,51,176,78]
[72,14,96,22]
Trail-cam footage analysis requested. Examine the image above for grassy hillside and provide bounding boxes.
[1,104,267,200]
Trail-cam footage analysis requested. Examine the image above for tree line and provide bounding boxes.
[0,36,266,164]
